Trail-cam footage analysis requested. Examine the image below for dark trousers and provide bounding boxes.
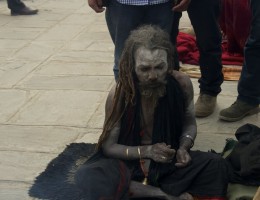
[105,1,174,80]
[172,0,223,96]
[75,151,228,199]
[7,0,25,10]
[237,0,260,105]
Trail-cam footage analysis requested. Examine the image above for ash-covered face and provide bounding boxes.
[134,46,168,84]
[134,47,168,106]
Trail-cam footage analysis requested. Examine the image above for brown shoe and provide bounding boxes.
[219,100,259,122]
[195,93,217,117]
[11,6,38,16]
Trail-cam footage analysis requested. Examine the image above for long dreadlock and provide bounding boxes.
[97,25,176,149]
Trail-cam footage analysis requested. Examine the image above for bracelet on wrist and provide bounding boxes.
[180,135,194,148]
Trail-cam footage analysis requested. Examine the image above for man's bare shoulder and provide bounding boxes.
[170,70,192,90]
[170,70,194,105]
[107,84,117,102]
[106,83,125,113]
[105,84,117,114]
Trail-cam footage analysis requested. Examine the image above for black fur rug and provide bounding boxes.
[29,143,96,200]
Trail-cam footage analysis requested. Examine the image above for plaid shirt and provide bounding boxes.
[116,0,170,5]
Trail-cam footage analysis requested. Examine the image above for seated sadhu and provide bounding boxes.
[75,25,228,200]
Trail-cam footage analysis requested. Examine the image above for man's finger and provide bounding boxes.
[161,147,175,155]
[175,162,186,167]
[92,5,105,13]
[159,142,167,146]
[88,0,105,13]
[172,0,190,12]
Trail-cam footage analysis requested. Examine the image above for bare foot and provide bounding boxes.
[179,193,194,200]
[166,195,181,200]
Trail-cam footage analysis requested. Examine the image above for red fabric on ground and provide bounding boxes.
[176,32,244,66]
[177,32,199,65]
[219,0,251,54]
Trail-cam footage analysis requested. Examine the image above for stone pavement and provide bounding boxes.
[0,0,259,199]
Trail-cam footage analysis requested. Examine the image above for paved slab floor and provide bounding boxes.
[0,0,259,199]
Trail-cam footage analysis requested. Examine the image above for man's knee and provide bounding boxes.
[74,165,94,190]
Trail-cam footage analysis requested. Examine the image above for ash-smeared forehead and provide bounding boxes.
[134,47,168,68]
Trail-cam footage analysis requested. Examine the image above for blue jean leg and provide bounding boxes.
[170,12,182,70]
[188,0,223,96]
[237,0,260,105]
[106,1,174,80]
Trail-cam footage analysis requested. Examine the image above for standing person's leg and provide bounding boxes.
[7,0,38,16]
[170,11,182,71]
[105,1,144,81]
[7,0,25,10]
[237,0,260,105]
[219,0,260,122]
[188,0,223,117]
[144,1,174,34]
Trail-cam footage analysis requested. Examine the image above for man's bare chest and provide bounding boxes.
[140,104,155,145]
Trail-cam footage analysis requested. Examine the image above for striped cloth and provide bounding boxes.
[116,0,170,5]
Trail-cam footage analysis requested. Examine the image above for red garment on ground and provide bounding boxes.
[219,0,251,54]
[177,32,244,66]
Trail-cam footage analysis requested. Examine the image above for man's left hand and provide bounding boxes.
[175,148,191,167]
[172,0,191,12]
[88,0,105,13]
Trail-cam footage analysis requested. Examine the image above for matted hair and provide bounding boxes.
[97,25,175,148]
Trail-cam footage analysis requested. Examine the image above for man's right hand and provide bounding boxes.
[88,0,105,13]
[148,143,175,163]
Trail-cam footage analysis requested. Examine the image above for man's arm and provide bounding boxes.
[171,71,197,146]
[179,79,196,151]
[102,84,143,160]
[171,71,197,167]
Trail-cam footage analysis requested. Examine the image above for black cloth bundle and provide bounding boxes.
[226,123,260,186]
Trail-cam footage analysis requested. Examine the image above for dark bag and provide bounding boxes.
[226,123,260,186]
